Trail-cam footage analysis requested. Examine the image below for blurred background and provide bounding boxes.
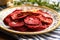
[11,0,60,11]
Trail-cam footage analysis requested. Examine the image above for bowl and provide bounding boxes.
[0,5,60,35]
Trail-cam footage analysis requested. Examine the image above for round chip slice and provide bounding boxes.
[24,16,41,25]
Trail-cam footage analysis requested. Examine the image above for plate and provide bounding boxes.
[0,5,60,35]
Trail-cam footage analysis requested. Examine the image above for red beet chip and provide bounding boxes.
[3,16,11,25]
[32,24,49,31]
[40,24,48,29]
[10,10,22,15]
[37,15,45,21]
[37,10,52,18]
[26,23,42,29]
[37,15,53,24]
[45,18,53,24]
[24,16,40,25]
[26,24,48,31]
[8,21,24,28]
[11,10,28,20]
[12,26,28,32]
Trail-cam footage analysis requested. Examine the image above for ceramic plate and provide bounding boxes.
[0,5,60,35]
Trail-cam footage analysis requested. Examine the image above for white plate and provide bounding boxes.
[0,5,60,35]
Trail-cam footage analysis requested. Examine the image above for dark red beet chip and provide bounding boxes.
[8,21,24,28]
[24,16,40,25]
[11,10,28,20]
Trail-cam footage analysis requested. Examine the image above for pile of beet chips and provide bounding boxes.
[3,9,53,32]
